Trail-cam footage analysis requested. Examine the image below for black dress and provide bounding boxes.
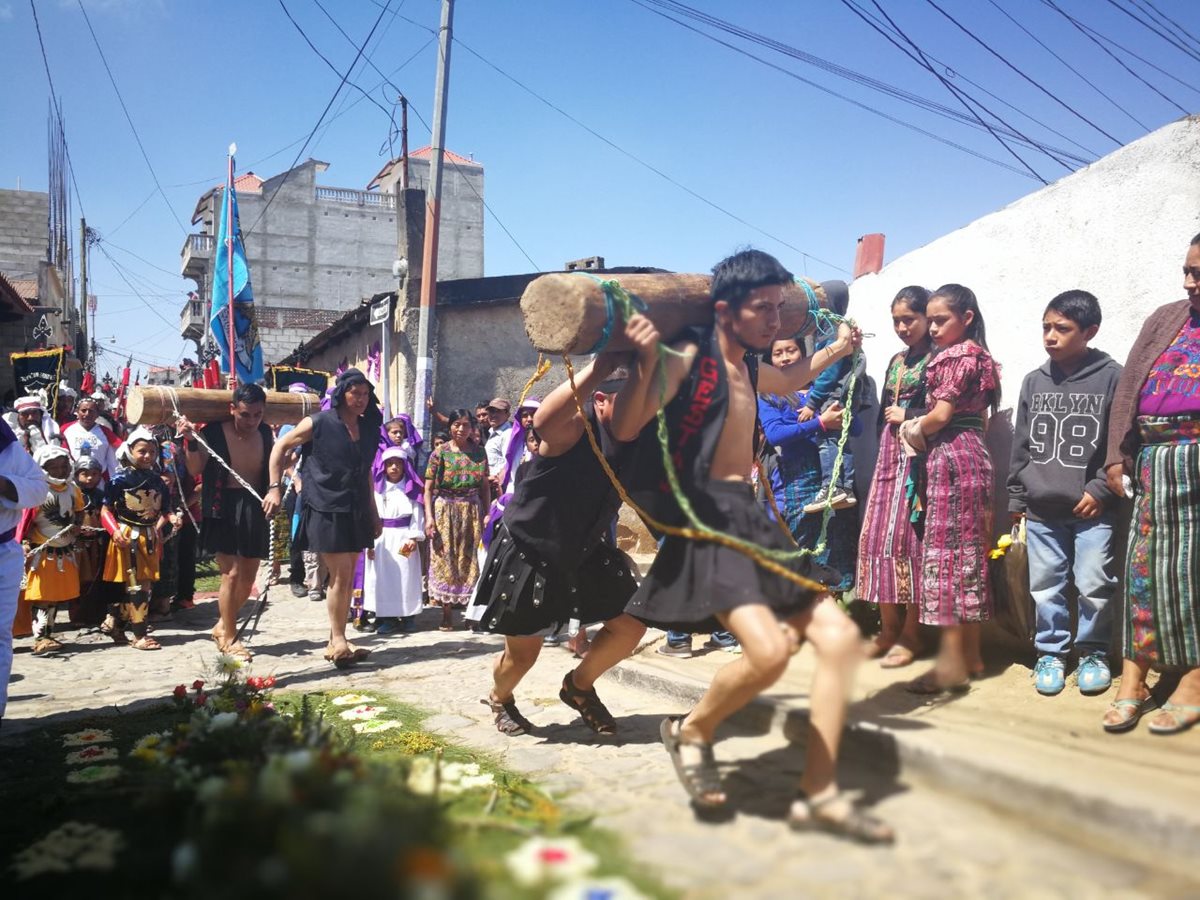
[295,409,377,554]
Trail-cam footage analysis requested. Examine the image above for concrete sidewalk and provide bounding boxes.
[611,630,1200,870]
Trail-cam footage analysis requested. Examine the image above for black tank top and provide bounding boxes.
[301,409,377,513]
[503,408,630,571]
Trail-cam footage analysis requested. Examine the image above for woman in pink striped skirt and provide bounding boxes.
[906,284,1001,695]
[857,286,932,668]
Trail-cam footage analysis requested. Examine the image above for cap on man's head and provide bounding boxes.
[486,398,511,413]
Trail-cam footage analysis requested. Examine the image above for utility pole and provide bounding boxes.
[399,95,409,190]
[78,217,88,363]
[414,0,454,440]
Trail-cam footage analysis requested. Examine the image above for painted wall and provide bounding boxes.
[0,189,49,279]
[846,115,1200,529]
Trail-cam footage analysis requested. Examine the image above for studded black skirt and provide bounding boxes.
[476,521,639,636]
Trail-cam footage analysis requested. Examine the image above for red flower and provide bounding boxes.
[192,679,205,691]
[196,692,208,706]
[246,676,263,690]
[173,684,187,699]
[263,676,276,689]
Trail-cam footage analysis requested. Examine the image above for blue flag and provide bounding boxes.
[210,164,263,384]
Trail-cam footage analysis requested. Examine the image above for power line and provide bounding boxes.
[94,244,178,330]
[985,0,1148,131]
[28,0,86,221]
[1139,0,1200,45]
[1077,3,1200,99]
[634,0,1094,164]
[631,0,1068,179]
[454,38,850,274]
[922,0,1123,147]
[1040,0,1190,115]
[97,237,182,283]
[75,0,189,235]
[1102,0,1200,64]
[847,0,1051,182]
[243,0,395,238]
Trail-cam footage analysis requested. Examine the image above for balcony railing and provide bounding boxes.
[179,298,206,341]
[180,233,215,279]
[316,186,396,209]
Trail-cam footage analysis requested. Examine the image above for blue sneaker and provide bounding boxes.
[1034,655,1065,695]
[1076,652,1112,695]
[703,631,741,653]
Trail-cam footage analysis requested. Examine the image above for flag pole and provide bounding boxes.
[226,146,237,390]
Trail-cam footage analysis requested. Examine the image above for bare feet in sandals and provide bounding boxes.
[129,635,162,651]
[865,634,897,660]
[661,716,726,809]
[788,787,894,844]
[880,642,919,669]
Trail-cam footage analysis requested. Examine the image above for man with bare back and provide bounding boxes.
[177,383,273,661]
[611,249,892,843]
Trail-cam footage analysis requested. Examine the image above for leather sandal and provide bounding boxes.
[1102,696,1157,733]
[660,716,726,810]
[788,790,894,845]
[481,696,534,735]
[559,670,617,735]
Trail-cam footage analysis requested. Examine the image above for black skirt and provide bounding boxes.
[200,489,270,560]
[295,505,375,554]
[625,480,835,633]
[477,522,638,636]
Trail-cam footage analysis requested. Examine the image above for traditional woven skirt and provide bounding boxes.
[626,481,828,634]
[429,493,481,608]
[919,428,993,626]
[856,426,922,605]
[22,545,80,603]
[102,524,161,584]
[1125,416,1200,668]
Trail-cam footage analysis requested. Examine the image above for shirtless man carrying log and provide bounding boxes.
[611,249,892,842]
[177,383,274,660]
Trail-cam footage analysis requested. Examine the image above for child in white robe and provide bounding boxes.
[365,446,425,635]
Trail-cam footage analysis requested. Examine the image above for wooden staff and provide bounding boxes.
[519,272,829,355]
[125,386,320,427]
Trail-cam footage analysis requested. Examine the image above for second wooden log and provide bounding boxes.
[126,386,322,427]
[519,272,829,355]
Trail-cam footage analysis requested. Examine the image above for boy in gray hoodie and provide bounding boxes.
[1008,290,1122,697]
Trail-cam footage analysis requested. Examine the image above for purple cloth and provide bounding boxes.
[380,515,412,528]
[371,418,424,504]
[1138,312,1200,416]
[481,415,531,549]
[0,417,15,454]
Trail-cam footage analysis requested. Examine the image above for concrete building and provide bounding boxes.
[0,188,50,279]
[847,114,1200,525]
[179,150,484,365]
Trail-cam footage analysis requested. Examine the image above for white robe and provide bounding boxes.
[364,482,425,617]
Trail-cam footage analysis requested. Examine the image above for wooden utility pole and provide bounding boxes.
[414,0,454,440]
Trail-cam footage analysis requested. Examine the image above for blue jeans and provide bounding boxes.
[817,433,855,493]
[1025,515,1117,657]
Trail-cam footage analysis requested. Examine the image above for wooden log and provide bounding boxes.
[519,272,829,355]
[126,386,321,427]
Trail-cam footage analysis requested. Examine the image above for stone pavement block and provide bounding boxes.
[421,713,475,734]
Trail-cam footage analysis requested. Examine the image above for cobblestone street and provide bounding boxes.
[5,591,1195,899]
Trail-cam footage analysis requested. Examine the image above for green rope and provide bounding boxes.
[599,278,860,564]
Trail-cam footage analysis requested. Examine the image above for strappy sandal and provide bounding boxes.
[788,789,894,845]
[660,716,726,810]
[481,696,534,735]
[880,643,918,669]
[323,643,356,670]
[1103,696,1157,733]
[559,671,617,735]
[220,640,253,661]
[1147,702,1200,735]
[346,643,372,662]
[130,635,162,651]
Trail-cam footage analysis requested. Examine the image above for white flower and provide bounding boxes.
[351,718,403,734]
[61,728,114,747]
[331,693,377,706]
[214,653,245,675]
[65,765,121,785]
[548,876,649,900]
[11,822,124,880]
[407,758,495,796]
[339,704,382,721]
[64,746,118,766]
[505,837,599,887]
[208,711,239,731]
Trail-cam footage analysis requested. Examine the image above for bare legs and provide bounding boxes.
[572,614,646,691]
[910,621,982,690]
[869,603,923,663]
[491,635,543,703]
[214,552,261,651]
[321,551,358,656]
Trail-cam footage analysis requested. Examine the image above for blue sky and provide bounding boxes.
[2,0,1197,376]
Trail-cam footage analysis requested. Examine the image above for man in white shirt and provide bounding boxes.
[62,396,119,479]
[484,397,513,488]
[0,421,50,724]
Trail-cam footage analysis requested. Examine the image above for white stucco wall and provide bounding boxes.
[846,115,1200,514]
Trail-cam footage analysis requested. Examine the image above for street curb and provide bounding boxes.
[606,656,1200,864]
